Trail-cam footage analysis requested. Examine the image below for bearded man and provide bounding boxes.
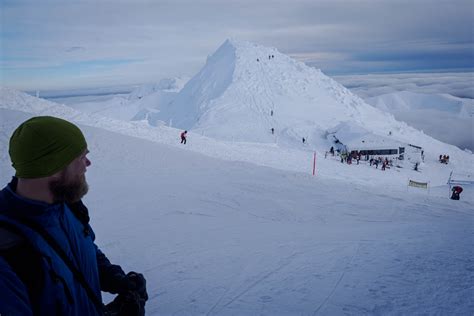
[0,116,148,315]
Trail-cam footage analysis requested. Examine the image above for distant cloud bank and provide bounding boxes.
[333,72,474,99]
[333,72,474,152]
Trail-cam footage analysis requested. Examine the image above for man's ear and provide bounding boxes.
[49,169,65,180]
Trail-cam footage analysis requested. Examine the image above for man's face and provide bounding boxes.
[49,150,91,203]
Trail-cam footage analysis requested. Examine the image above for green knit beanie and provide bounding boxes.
[9,116,87,178]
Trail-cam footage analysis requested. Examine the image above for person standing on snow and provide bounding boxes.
[0,116,148,316]
[180,130,188,144]
[451,186,463,200]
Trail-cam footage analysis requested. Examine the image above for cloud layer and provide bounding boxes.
[334,72,474,99]
[334,73,474,151]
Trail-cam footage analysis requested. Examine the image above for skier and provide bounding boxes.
[450,186,463,200]
[180,130,187,144]
[271,128,274,135]
[302,137,305,144]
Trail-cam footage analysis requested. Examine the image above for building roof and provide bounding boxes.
[328,122,407,150]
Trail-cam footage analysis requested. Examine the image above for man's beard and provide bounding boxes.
[49,171,89,203]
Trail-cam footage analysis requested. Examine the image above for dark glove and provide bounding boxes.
[119,272,148,301]
[104,291,145,316]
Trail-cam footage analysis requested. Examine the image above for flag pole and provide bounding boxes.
[313,152,316,176]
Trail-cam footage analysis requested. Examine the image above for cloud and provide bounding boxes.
[66,46,86,53]
[333,72,474,151]
[334,72,474,99]
[393,110,473,151]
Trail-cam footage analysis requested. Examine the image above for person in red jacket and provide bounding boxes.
[180,130,187,144]
[451,186,463,200]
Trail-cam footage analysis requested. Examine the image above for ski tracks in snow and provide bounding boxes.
[206,251,301,315]
[312,242,361,315]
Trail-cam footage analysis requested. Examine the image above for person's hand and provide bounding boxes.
[105,291,145,316]
[121,271,148,301]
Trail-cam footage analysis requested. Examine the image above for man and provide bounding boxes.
[0,116,148,315]
[180,130,187,144]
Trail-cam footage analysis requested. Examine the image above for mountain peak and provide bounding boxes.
[143,40,440,149]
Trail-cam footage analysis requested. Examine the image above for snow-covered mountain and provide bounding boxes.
[1,84,472,191]
[143,40,464,156]
[1,40,473,187]
[64,77,188,122]
[150,39,399,143]
[366,91,474,151]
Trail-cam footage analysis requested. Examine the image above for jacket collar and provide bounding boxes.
[0,177,64,223]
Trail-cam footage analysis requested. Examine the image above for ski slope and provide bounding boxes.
[2,86,473,191]
[0,88,473,315]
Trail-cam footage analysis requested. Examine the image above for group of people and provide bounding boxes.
[326,147,396,172]
[339,151,364,165]
[0,117,148,315]
[256,55,275,62]
[339,151,358,165]
[439,154,450,164]
[369,157,393,170]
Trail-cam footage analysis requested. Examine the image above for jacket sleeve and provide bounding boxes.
[0,256,33,316]
[95,246,128,294]
[70,200,129,294]
[68,200,128,294]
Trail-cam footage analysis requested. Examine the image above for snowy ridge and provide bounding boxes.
[1,85,473,191]
[60,78,187,122]
[144,40,465,156]
[0,86,324,179]
[0,40,472,191]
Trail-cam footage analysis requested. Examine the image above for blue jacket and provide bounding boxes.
[0,178,126,316]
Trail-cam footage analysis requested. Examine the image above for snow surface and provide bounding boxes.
[0,39,473,315]
[1,88,473,315]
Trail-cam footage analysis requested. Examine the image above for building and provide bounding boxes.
[327,122,422,161]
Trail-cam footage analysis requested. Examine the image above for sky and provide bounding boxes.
[1,0,473,92]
